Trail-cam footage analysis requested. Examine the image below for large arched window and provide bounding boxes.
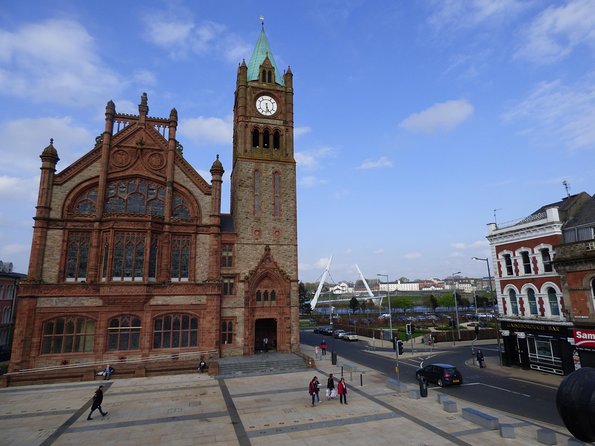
[105,179,165,216]
[41,316,95,354]
[66,232,90,282]
[527,289,538,315]
[509,289,519,315]
[263,129,270,148]
[273,131,280,150]
[252,128,260,148]
[107,315,141,351]
[153,314,198,349]
[548,287,560,316]
[171,235,191,281]
[72,187,97,215]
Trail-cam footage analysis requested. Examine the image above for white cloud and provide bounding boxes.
[403,252,422,259]
[179,115,232,145]
[373,248,385,255]
[515,0,595,64]
[0,19,122,106]
[294,126,312,138]
[429,0,525,30]
[344,248,353,255]
[400,100,474,134]
[503,77,595,149]
[357,156,393,170]
[298,176,327,188]
[451,240,487,250]
[295,146,335,170]
[0,176,38,201]
[141,14,250,62]
[0,117,93,174]
[315,257,332,269]
[133,70,158,87]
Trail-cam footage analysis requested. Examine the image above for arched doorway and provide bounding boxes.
[255,318,277,353]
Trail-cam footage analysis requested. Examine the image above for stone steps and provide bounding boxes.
[218,353,308,377]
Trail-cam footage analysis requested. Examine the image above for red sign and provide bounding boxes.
[574,329,595,348]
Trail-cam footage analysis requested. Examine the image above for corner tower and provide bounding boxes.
[230,24,298,354]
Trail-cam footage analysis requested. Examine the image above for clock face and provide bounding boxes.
[256,95,277,116]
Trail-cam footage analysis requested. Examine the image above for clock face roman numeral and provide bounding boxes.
[256,95,277,115]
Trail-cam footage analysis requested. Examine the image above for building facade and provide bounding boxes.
[553,194,595,369]
[0,261,25,360]
[487,193,591,375]
[9,27,299,373]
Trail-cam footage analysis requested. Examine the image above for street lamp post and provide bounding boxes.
[452,272,461,341]
[472,257,502,365]
[378,274,399,381]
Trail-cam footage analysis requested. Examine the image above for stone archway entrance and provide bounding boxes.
[255,318,277,353]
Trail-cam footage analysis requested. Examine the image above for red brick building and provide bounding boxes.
[9,27,299,373]
[0,261,25,360]
[487,193,591,375]
[554,194,595,368]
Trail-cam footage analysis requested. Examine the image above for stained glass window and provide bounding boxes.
[107,315,141,351]
[65,232,90,281]
[153,314,198,349]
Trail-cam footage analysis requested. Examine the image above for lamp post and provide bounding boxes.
[472,257,502,365]
[378,274,399,381]
[452,272,461,341]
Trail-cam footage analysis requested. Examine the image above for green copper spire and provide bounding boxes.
[247,25,284,85]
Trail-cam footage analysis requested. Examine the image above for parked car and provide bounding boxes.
[342,332,358,342]
[314,326,332,334]
[333,329,347,339]
[415,363,463,387]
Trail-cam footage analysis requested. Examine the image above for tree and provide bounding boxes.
[437,293,454,309]
[431,294,438,310]
[360,299,368,313]
[349,296,360,314]
[298,281,308,313]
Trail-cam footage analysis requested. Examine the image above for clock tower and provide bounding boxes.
[229,25,299,354]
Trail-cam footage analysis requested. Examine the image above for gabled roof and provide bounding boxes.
[563,194,595,229]
[517,192,591,225]
[247,27,284,85]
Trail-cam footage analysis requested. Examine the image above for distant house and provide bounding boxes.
[0,261,25,359]
[487,192,592,375]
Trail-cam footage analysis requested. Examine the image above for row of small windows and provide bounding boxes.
[72,179,193,221]
[506,287,560,317]
[500,247,553,277]
[253,171,281,217]
[256,289,277,302]
[67,231,191,282]
[252,128,281,150]
[41,314,203,354]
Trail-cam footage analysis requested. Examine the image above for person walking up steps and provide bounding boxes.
[87,385,108,420]
[320,339,327,356]
[338,377,348,405]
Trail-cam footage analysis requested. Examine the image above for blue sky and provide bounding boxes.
[1,1,594,283]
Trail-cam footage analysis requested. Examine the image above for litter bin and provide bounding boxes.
[419,376,428,398]
[331,351,337,365]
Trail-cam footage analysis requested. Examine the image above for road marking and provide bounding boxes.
[476,382,531,397]
[510,378,559,390]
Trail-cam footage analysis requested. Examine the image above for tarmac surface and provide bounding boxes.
[0,336,586,446]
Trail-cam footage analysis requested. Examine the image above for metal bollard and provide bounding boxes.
[341,366,344,377]
[360,373,363,387]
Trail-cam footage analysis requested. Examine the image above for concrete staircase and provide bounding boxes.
[218,352,308,377]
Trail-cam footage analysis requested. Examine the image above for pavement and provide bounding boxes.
[0,335,584,446]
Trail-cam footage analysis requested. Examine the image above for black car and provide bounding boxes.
[415,363,463,387]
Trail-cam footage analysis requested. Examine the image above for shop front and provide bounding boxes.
[573,327,595,369]
[500,319,575,376]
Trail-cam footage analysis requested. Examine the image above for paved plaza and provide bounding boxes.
[0,341,581,446]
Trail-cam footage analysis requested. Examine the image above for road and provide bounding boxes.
[302,329,563,427]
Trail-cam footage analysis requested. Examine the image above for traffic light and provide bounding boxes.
[398,340,404,355]
[405,323,411,335]
[411,323,415,334]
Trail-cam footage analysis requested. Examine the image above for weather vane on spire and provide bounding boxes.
[260,16,265,28]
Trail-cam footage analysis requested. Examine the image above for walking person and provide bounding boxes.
[476,349,485,368]
[320,339,327,356]
[338,377,348,404]
[263,336,269,353]
[104,364,114,380]
[309,376,320,406]
[87,385,108,420]
[326,373,335,400]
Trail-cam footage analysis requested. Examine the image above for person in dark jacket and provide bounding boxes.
[87,385,108,420]
[326,373,335,400]
[309,376,320,406]
[320,339,327,356]
[338,377,348,404]
[104,364,114,380]
[476,350,485,368]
